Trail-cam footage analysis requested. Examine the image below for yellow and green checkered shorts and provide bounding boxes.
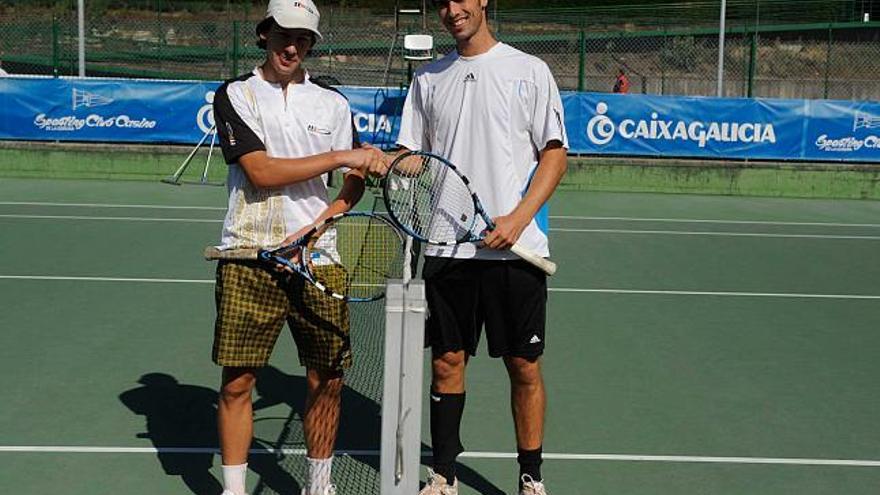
[212,261,351,371]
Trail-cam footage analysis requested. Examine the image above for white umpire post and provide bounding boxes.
[403,34,434,83]
[381,279,426,495]
[403,34,434,61]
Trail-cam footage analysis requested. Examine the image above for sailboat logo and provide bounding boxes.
[72,88,114,110]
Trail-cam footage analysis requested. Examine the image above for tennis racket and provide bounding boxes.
[382,151,557,276]
[204,212,406,302]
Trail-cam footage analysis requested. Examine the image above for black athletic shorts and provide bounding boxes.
[423,256,547,359]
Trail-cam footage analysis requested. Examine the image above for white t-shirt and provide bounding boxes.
[397,42,568,260]
[213,69,354,250]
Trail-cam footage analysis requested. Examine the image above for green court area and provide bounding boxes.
[2,142,879,200]
[0,178,878,494]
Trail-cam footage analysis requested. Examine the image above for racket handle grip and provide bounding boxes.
[510,243,557,276]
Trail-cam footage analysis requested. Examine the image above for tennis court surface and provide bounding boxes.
[0,178,878,494]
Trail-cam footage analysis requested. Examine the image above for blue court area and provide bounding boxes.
[0,178,878,494]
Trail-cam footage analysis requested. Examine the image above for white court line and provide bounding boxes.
[551,288,880,300]
[0,214,221,223]
[0,446,877,467]
[1,275,878,300]
[553,216,880,229]
[1,202,877,228]
[0,275,213,284]
[553,228,880,241]
[0,201,225,211]
[2,214,879,241]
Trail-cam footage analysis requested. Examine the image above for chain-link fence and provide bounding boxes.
[1,0,878,100]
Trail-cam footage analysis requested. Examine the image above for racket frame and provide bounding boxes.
[383,151,558,276]
[206,211,405,302]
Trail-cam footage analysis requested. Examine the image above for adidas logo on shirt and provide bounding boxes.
[463,72,476,83]
[529,335,542,344]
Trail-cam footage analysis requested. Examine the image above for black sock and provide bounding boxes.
[430,390,466,482]
[517,446,543,487]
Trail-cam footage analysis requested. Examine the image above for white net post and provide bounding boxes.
[380,279,426,495]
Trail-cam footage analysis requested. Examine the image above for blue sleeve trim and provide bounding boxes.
[523,165,550,235]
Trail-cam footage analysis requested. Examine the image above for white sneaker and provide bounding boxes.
[418,468,458,494]
[301,484,336,495]
[519,474,547,495]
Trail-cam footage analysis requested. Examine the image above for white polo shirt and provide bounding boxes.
[397,42,568,260]
[213,68,354,250]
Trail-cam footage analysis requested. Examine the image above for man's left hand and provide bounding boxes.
[482,213,530,250]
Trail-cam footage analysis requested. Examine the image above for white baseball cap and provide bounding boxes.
[265,0,322,40]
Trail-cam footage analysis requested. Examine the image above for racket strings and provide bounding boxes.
[387,155,476,244]
[308,215,404,299]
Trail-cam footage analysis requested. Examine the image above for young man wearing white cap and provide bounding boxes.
[210,2,387,495]
[397,0,568,494]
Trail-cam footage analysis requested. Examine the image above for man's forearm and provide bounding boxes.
[239,150,349,188]
[511,145,567,222]
[321,171,366,221]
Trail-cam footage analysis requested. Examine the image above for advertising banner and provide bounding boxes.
[802,100,880,162]
[0,77,217,144]
[565,93,879,162]
[0,76,877,163]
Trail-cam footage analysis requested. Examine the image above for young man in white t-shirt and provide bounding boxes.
[210,2,387,495]
[397,1,568,494]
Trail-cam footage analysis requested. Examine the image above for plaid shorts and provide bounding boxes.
[212,261,351,371]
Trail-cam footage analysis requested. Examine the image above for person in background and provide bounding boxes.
[613,68,630,94]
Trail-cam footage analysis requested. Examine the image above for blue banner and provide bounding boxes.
[344,86,407,150]
[0,77,217,144]
[0,76,877,163]
[565,94,807,159]
[567,93,879,162]
[802,100,880,162]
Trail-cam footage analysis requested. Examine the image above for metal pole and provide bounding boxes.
[77,0,85,76]
[52,16,60,77]
[747,30,757,97]
[232,21,240,77]
[824,24,833,99]
[716,0,727,97]
[577,28,585,92]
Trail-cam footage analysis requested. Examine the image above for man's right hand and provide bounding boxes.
[343,144,389,177]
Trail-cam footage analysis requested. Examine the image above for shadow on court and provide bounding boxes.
[119,368,502,495]
[254,367,503,495]
[118,372,223,494]
[250,366,368,495]
[118,371,301,495]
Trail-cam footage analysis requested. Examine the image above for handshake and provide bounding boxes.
[341,143,392,178]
